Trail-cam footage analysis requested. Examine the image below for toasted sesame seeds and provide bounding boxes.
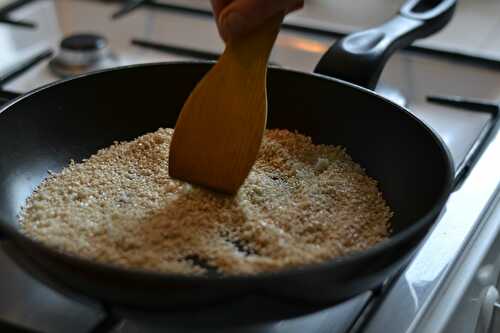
[19,128,392,275]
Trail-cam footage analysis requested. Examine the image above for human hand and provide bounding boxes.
[211,0,304,42]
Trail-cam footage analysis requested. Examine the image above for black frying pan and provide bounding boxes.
[0,0,455,323]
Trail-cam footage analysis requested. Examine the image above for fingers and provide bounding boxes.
[210,0,232,18]
[286,0,304,14]
[212,0,304,42]
[211,0,233,42]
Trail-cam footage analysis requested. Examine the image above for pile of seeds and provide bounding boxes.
[20,128,392,275]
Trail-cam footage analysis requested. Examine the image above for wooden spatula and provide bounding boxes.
[169,14,283,194]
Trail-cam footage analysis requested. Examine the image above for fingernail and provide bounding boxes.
[220,12,247,42]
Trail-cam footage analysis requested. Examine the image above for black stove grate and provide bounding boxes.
[0,0,37,28]
[113,0,500,72]
[131,38,220,61]
[112,0,213,19]
[0,49,53,87]
[426,95,500,188]
[130,38,281,66]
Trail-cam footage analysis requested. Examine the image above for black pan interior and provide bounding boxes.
[0,63,452,309]
[0,63,450,232]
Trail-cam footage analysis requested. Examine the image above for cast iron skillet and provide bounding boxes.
[0,0,455,323]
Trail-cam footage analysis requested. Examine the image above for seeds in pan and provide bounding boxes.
[19,128,392,275]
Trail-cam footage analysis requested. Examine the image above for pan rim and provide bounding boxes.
[0,60,455,283]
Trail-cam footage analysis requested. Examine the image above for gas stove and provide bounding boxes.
[0,1,499,333]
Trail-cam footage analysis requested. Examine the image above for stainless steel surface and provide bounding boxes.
[475,286,498,333]
[415,195,500,333]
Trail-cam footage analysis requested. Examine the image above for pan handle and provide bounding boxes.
[313,0,456,90]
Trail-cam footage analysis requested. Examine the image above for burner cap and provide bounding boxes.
[49,33,118,78]
[60,34,108,52]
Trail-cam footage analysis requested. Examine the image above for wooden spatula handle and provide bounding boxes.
[223,13,284,71]
[169,12,284,194]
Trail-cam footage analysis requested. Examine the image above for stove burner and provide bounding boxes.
[61,33,107,51]
[49,33,118,78]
